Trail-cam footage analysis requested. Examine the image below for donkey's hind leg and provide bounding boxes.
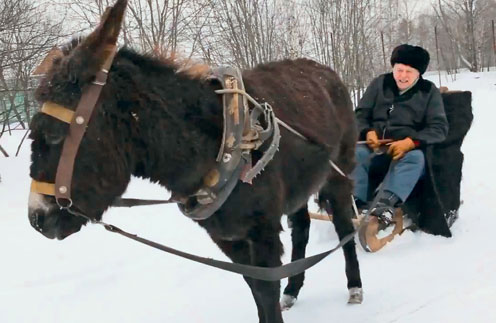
[319,174,363,304]
[281,206,310,310]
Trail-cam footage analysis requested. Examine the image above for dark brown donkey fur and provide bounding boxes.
[27,1,361,322]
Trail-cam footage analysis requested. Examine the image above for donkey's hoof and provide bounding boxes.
[348,287,363,304]
[287,216,293,229]
[280,294,297,311]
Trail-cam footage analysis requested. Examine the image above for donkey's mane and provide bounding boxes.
[61,36,85,56]
[120,49,210,80]
[57,34,208,81]
[61,35,209,81]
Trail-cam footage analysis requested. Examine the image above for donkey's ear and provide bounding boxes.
[79,0,128,62]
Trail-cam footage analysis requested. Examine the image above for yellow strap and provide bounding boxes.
[41,102,74,124]
[31,180,56,196]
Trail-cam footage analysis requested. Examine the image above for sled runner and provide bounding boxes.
[311,89,473,252]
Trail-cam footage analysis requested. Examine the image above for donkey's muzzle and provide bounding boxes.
[28,210,45,234]
[28,208,60,239]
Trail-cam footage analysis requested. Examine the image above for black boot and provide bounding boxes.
[370,191,400,226]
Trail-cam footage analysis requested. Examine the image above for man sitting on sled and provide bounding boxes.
[353,44,448,225]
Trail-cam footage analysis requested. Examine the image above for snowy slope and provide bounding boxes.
[0,70,495,323]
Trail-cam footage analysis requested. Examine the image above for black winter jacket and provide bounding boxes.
[355,73,448,147]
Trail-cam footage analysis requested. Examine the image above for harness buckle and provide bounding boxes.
[56,197,73,209]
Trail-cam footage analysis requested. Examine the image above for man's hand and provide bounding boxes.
[387,137,416,160]
[366,130,380,149]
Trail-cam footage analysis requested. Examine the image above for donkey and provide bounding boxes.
[27,1,361,322]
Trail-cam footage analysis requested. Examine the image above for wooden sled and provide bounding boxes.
[357,208,404,252]
[308,211,362,227]
[309,209,404,252]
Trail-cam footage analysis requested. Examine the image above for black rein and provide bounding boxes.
[72,206,359,281]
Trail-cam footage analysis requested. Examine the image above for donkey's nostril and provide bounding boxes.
[29,210,45,232]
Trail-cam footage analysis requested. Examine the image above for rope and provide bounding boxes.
[214,88,309,142]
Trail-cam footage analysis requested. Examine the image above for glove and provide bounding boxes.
[366,130,380,150]
[387,137,416,160]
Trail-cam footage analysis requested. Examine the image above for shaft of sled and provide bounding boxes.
[357,139,393,145]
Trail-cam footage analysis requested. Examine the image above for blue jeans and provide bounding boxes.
[352,145,425,203]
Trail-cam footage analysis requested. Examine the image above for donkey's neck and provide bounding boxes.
[111,50,223,196]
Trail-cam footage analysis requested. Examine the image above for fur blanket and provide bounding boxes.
[403,91,473,237]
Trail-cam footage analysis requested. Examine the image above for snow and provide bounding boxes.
[1,69,495,323]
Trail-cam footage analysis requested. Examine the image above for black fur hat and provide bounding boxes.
[390,44,430,75]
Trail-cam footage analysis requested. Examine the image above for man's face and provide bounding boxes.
[392,63,420,91]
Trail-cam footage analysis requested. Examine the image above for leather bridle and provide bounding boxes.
[31,44,117,210]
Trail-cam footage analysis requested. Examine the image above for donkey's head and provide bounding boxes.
[28,0,129,240]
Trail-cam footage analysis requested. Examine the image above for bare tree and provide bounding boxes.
[306,0,382,103]
[60,0,209,56]
[275,1,309,59]
[434,0,496,72]
[127,0,195,55]
[0,0,63,136]
[197,0,306,69]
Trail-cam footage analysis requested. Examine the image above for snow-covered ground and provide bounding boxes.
[1,70,495,323]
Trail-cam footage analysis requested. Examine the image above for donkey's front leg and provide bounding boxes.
[212,239,266,321]
[281,206,310,310]
[248,227,285,323]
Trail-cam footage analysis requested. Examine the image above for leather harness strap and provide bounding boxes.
[31,181,56,196]
[41,102,74,124]
[177,67,249,220]
[54,45,117,207]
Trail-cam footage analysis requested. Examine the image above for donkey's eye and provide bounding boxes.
[44,133,65,145]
